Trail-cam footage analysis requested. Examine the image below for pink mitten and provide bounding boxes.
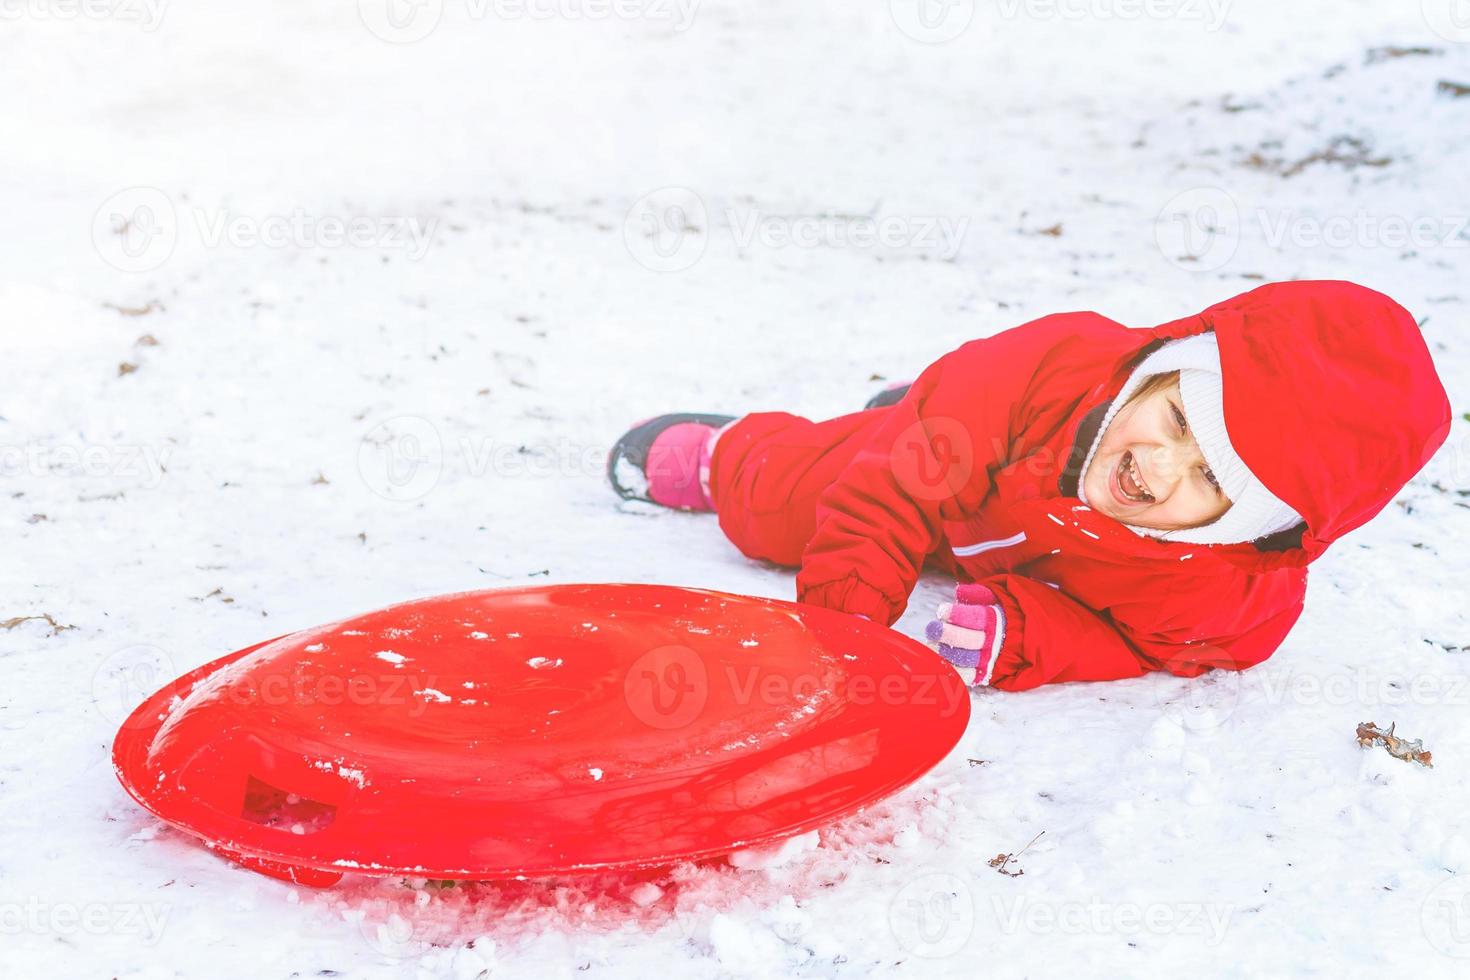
[923,583,1006,685]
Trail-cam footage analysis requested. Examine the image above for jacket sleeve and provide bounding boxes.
[978,572,1307,692]
[794,313,1097,625]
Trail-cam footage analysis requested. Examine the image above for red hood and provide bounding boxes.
[1135,280,1452,573]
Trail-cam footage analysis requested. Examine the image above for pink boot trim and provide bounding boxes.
[697,419,738,511]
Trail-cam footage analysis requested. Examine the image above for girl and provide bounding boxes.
[606,281,1452,691]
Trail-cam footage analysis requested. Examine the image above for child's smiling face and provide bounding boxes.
[1082,372,1233,531]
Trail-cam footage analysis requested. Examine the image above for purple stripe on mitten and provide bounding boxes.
[936,641,982,669]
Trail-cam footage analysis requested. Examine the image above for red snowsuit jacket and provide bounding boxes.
[796,281,1453,691]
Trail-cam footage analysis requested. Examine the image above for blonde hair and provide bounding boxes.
[1123,370,1179,409]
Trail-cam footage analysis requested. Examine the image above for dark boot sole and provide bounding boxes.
[864,384,911,410]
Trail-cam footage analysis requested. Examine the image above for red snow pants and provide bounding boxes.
[706,409,956,575]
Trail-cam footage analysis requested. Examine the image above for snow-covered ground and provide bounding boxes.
[4,1,1470,975]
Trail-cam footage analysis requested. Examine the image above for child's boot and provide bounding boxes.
[607,413,737,511]
[864,381,911,410]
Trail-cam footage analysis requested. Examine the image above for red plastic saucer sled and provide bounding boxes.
[113,584,969,887]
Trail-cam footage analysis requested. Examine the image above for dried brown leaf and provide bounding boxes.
[987,831,1045,877]
[1,613,76,635]
[1357,721,1433,768]
[104,301,164,317]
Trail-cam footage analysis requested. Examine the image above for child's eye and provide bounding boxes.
[1173,402,1222,494]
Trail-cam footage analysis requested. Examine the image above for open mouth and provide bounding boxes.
[1113,450,1154,505]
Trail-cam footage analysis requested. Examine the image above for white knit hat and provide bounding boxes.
[1076,332,1304,545]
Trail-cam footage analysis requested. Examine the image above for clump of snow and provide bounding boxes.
[891,822,922,850]
[613,456,650,498]
[628,882,663,907]
[310,759,366,788]
[374,650,406,665]
[727,830,821,870]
